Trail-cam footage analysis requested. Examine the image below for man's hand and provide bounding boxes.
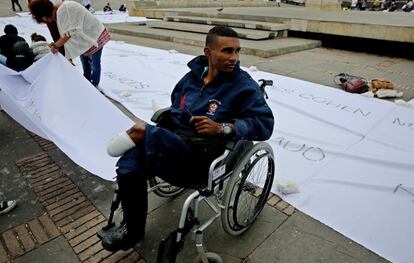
[190,116,221,136]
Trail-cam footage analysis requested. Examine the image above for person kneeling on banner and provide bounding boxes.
[0,24,33,70]
[30,33,50,61]
[29,0,110,89]
[97,25,275,252]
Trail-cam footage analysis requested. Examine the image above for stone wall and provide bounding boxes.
[127,0,274,17]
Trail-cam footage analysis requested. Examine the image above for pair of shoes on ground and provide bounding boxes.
[0,200,17,215]
[98,224,144,252]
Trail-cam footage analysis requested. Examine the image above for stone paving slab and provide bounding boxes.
[163,15,289,31]
[248,211,390,263]
[12,236,80,263]
[147,21,282,40]
[107,23,321,57]
[142,6,414,43]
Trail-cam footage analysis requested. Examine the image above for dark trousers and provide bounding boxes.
[115,125,218,233]
[11,0,22,11]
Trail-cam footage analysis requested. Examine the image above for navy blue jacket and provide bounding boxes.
[169,55,274,141]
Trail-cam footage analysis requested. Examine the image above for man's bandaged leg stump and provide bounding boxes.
[107,131,136,157]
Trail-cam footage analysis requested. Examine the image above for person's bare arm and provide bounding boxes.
[50,34,70,54]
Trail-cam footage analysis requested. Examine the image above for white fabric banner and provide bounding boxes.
[0,54,133,180]
[1,15,413,263]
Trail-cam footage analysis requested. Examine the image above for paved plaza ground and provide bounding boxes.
[0,1,413,262]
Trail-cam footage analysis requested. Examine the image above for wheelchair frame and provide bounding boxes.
[156,79,275,262]
[156,140,275,263]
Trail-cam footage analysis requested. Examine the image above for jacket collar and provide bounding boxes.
[187,55,241,85]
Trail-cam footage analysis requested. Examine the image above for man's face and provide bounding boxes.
[205,36,241,74]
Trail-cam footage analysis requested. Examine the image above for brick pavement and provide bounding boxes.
[0,132,297,262]
[0,134,143,263]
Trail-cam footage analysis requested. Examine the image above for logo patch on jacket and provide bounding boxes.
[207,99,221,116]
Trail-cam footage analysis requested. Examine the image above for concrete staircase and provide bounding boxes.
[106,15,321,58]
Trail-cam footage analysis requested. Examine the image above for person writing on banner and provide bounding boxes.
[103,2,112,12]
[29,0,110,89]
[97,25,274,252]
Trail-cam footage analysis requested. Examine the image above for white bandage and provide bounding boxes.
[106,131,136,157]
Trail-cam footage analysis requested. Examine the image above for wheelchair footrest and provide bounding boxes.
[157,231,182,263]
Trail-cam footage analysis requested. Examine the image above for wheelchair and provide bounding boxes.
[102,80,275,263]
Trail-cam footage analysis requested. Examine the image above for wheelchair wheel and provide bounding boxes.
[221,142,275,236]
[148,176,184,198]
[193,252,222,263]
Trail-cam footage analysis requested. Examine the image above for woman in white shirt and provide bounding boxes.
[29,0,110,87]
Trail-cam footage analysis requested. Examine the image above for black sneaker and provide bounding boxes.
[0,200,17,215]
[100,224,144,252]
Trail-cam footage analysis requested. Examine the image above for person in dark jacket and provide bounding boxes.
[8,41,34,71]
[98,25,274,252]
[0,24,25,65]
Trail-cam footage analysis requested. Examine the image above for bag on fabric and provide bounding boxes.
[371,79,395,92]
[342,78,369,93]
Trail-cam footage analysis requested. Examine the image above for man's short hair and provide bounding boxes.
[4,24,18,35]
[205,26,239,47]
[29,0,54,24]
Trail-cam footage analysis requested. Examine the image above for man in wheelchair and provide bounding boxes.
[99,25,274,252]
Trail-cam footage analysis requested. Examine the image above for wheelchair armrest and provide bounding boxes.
[151,107,171,124]
[205,140,253,194]
[206,148,231,193]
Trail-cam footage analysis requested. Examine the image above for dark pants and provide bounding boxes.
[115,125,222,233]
[11,0,22,11]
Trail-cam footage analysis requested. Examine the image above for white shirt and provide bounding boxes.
[56,1,104,59]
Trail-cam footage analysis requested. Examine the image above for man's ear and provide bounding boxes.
[204,47,210,57]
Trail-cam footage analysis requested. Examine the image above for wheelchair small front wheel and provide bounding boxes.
[148,176,185,198]
[221,142,275,236]
[193,252,222,263]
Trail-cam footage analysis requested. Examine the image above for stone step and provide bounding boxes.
[107,23,321,58]
[163,15,289,32]
[146,21,285,40]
